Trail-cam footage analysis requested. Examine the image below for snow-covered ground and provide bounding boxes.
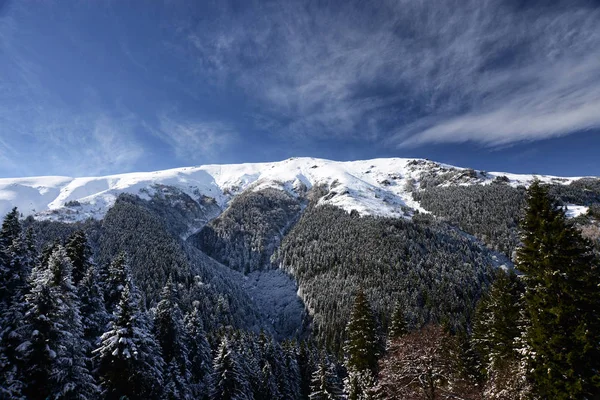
[0,157,592,221]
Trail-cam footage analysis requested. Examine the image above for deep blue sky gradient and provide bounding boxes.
[1,0,599,178]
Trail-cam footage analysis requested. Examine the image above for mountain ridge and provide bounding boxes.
[0,157,591,221]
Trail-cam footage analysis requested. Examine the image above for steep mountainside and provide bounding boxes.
[3,157,600,346]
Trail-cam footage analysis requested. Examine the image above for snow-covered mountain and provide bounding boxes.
[0,157,590,221]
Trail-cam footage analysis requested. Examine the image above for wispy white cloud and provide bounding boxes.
[153,113,237,162]
[177,0,600,147]
[31,113,145,176]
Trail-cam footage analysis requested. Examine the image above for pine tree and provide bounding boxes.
[516,180,600,398]
[0,210,33,399]
[184,301,213,399]
[65,230,93,286]
[17,246,98,399]
[78,266,109,348]
[344,289,379,400]
[210,336,251,400]
[154,278,192,399]
[94,280,164,400]
[472,269,523,378]
[309,357,343,400]
[388,300,407,339]
[103,251,129,313]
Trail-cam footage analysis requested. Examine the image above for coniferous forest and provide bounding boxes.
[1,179,600,399]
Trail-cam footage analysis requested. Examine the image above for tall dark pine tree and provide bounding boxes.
[209,336,251,400]
[472,269,523,376]
[17,246,98,400]
[309,356,343,400]
[516,181,600,399]
[184,301,213,399]
[78,265,109,348]
[95,279,164,400]
[0,209,33,398]
[388,300,407,340]
[154,278,192,400]
[65,230,93,286]
[103,252,129,314]
[344,289,379,400]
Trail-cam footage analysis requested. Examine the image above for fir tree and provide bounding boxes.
[65,230,93,286]
[17,246,98,399]
[309,357,343,400]
[103,252,129,314]
[388,300,407,339]
[184,301,213,399]
[0,211,34,399]
[78,266,109,348]
[154,278,192,399]
[472,269,523,377]
[344,289,379,399]
[516,180,600,398]
[94,280,164,400]
[210,336,251,400]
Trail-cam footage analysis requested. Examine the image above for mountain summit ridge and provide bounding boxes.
[0,157,590,221]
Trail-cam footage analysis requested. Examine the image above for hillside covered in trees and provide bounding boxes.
[1,166,600,399]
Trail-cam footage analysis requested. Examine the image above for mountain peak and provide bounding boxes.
[0,157,588,221]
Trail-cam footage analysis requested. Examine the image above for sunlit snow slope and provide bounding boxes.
[0,157,590,221]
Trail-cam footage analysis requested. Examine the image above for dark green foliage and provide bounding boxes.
[309,356,343,400]
[548,177,600,206]
[98,196,194,306]
[18,246,98,400]
[210,336,251,400]
[388,301,407,339]
[413,184,527,256]
[65,230,93,286]
[472,269,523,377]
[275,205,495,352]
[0,211,35,398]
[95,280,165,400]
[191,188,303,273]
[154,279,193,399]
[98,194,264,331]
[184,302,213,399]
[516,181,600,399]
[344,290,379,400]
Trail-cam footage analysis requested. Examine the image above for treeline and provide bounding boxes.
[274,204,496,353]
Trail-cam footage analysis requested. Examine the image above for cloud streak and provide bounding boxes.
[154,113,237,162]
[177,0,600,147]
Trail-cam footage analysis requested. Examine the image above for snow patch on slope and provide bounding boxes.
[0,157,593,222]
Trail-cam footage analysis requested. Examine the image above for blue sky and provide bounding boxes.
[1,0,600,178]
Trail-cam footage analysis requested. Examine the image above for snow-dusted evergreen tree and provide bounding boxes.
[516,181,600,398]
[94,280,164,399]
[472,269,527,398]
[17,246,98,399]
[388,300,407,340]
[103,251,129,313]
[65,230,93,286]
[154,278,192,399]
[184,301,213,399]
[308,357,343,400]
[210,335,251,400]
[344,289,379,400]
[0,209,34,399]
[78,265,109,349]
